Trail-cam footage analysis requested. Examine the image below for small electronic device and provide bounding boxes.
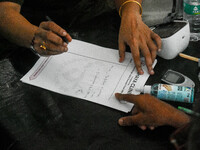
[161,69,195,87]
[153,20,190,59]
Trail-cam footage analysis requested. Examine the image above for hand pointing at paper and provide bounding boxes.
[115,93,190,130]
[115,0,161,75]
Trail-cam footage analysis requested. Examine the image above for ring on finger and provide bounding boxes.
[40,41,47,50]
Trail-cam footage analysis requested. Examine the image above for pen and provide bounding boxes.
[178,106,200,117]
[45,16,69,44]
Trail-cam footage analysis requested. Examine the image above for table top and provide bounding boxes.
[1,12,200,150]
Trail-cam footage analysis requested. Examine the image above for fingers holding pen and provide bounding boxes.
[40,21,72,43]
[34,30,67,55]
[33,21,72,55]
[36,27,66,48]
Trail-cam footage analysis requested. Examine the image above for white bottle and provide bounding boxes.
[137,83,194,103]
[183,0,200,41]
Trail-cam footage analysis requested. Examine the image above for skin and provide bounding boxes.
[0,1,160,62]
[115,93,190,130]
[0,1,190,133]
[115,0,162,75]
[0,2,72,56]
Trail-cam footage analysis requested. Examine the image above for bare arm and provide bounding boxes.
[0,2,72,56]
[0,2,37,48]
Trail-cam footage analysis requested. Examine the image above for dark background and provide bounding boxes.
[0,2,200,150]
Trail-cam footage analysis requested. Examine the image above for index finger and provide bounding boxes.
[118,37,126,62]
[129,41,144,75]
[115,93,139,104]
[40,21,67,37]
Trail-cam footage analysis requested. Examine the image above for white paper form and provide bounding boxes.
[21,39,157,112]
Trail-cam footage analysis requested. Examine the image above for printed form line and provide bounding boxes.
[68,52,127,66]
[108,59,133,101]
[29,57,52,80]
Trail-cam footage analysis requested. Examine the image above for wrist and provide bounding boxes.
[120,1,142,18]
[168,110,190,128]
[29,31,40,56]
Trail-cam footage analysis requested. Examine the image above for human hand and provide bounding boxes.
[115,93,190,130]
[33,21,72,56]
[118,3,161,75]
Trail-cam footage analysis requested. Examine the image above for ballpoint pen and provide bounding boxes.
[46,16,69,44]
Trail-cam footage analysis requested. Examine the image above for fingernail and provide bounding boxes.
[64,47,68,52]
[119,57,123,63]
[63,31,67,36]
[118,119,124,126]
[149,126,155,130]
[63,42,68,47]
[115,93,119,97]
[158,49,161,52]
[140,126,147,130]
[139,69,144,75]
[150,69,154,75]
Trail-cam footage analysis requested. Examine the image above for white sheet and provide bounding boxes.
[21,39,157,112]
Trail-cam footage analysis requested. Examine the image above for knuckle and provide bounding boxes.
[130,37,138,46]
[135,61,141,67]
[132,50,139,57]
[151,46,157,52]
[47,21,55,29]
[46,31,53,40]
[123,94,131,100]
[154,33,159,38]
[39,21,46,27]
[35,28,40,35]
[147,63,152,68]
[33,38,40,45]
[144,51,151,58]
[57,37,63,44]
[146,59,152,67]
[155,36,160,41]
[60,46,65,52]
[154,33,161,41]
[128,118,135,126]
[139,36,145,43]
[58,28,64,34]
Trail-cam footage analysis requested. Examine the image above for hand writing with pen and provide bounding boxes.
[32,21,72,56]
